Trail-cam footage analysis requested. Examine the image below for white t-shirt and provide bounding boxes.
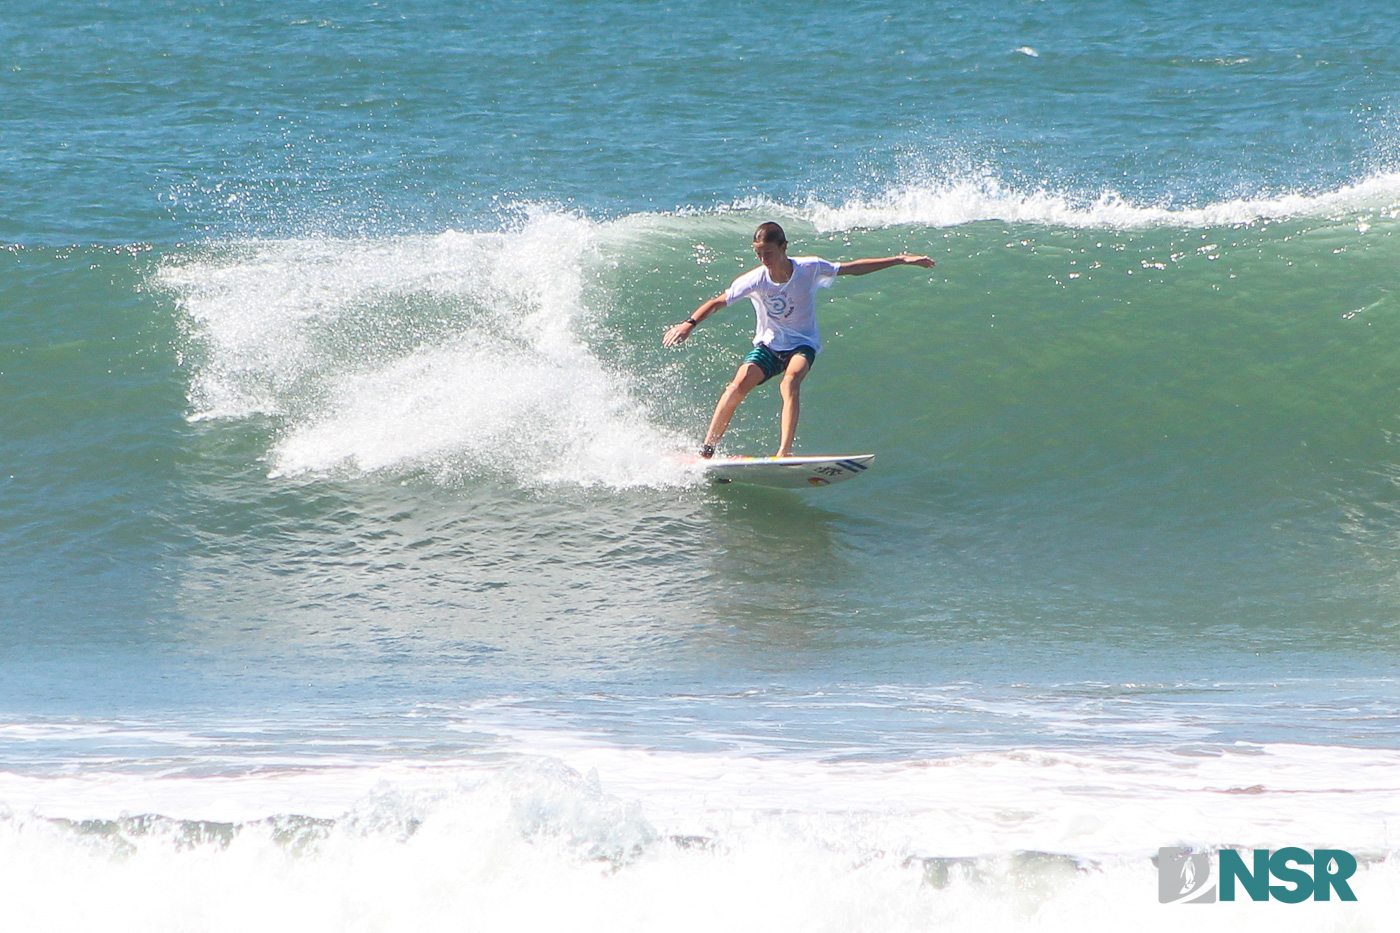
[723,256,840,353]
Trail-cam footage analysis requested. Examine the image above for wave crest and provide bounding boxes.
[760,171,1400,231]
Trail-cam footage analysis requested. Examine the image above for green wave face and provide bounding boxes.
[605,208,1400,503]
[7,193,1400,682]
[595,206,1400,642]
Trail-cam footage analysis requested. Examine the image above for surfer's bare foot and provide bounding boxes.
[775,449,791,458]
[700,443,715,459]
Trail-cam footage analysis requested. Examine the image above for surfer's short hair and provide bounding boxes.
[753,222,787,246]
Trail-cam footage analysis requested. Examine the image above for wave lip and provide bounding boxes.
[782,171,1400,232]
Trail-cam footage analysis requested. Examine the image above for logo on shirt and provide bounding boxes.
[764,294,790,317]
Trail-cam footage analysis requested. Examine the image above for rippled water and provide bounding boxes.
[4,2,1400,929]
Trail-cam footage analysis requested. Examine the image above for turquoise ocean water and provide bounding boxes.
[3,2,1400,929]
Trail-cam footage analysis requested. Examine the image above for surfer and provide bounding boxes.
[664,221,935,458]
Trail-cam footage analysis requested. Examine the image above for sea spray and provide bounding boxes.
[160,213,688,487]
[10,2,1400,929]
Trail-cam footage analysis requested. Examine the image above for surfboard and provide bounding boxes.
[694,453,874,489]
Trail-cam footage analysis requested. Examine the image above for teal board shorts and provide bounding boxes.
[744,343,816,384]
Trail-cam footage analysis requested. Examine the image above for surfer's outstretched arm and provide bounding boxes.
[663,294,727,346]
[837,254,935,276]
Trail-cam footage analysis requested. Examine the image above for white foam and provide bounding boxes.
[480,733,1400,860]
[1,743,1396,932]
[158,211,689,489]
[757,170,1400,232]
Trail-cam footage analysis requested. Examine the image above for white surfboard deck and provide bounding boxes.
[692,453,874,489]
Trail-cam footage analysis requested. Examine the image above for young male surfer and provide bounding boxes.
[663,221,935,458]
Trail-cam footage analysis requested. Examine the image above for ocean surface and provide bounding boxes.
[3,1,1400,929]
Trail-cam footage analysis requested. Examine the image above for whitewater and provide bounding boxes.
[5,1,1400,930]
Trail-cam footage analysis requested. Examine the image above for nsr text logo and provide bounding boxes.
[1158,847,1358,904]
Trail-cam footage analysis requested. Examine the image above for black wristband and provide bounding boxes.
[684,317,698,326]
